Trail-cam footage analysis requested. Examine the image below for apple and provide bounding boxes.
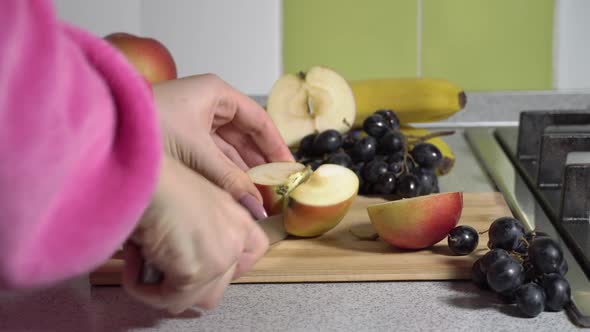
[266,66,356,147]
[366,192,463,249]
[104,32,177,84]
[247,162,359,237]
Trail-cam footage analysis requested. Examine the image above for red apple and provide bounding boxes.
[104,32,177,84]
[367,192,464,249]
[247,162,359,237]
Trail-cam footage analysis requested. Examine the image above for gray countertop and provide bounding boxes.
[1,92,588,331]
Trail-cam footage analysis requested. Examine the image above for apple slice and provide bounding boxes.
[367,192,463,249]
[247,162,306,216]
[248,162,359,237]
[266,66,356,147]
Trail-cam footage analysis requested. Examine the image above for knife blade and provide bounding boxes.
[140,214,287,284]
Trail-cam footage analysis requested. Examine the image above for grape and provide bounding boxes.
[488,217,525,250]
[388,152,404,163]
[351,136,377,162]
[363,114,389,138]
[540,273,571,311]
[481,248,510,274]
[306,159,323,171]
[375,109,400,130]
[359,182,372,195]
[431,181,440,193]
[499,290,518,304]
[472,259,488,289]
[313,130,342,154]
[362,160,389,183]
[378,131,404,154]
[373,172,396,195]
[486,257,525,293]
[405,159,417,173]
[388,161,403,174]
[515,283,545,317]
[558,258,568,276]
[342,130,362,150]
[447,225,479,255]
[529,237,564,275]
[325,151,352,168]
[298,133,317,156]
[413,167,437,195]
[395,174,422,198]
[410,143,442,168]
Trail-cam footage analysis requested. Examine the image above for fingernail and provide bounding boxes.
[239,194,268,220]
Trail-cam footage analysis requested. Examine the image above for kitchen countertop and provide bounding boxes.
[2,92,588,331]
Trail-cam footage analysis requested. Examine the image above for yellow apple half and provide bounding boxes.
[367,192,463,249]
[247,162,306,216]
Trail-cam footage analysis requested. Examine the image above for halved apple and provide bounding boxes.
[266,66,356,147]
[366,192,463,249]
[248,162,359,237]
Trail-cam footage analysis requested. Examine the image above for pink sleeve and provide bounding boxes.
[0,0,162,289]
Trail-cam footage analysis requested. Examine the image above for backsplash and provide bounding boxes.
[283,0,555,91]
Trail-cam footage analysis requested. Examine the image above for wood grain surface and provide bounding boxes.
[89,192,512,286]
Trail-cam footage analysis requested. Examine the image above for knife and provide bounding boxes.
[139,213,287,284]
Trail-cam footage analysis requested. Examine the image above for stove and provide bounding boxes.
[465,110,590,326]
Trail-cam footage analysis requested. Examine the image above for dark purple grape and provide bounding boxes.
[514,239,528,254]
[486,257,525,293]
[363,114,389,138]
[388,161,403,174]
[541,273,571,311]
[447,225,479,255]
[472,258,488,289]
[372,172,396,195]
[395,174,421,198]
[481,248,510,274]
[499,290,518,304]
[413,167,437,195]
[292,150,301,161]
[488,217,525,250]
[362,160,389,183]
[298,133,317,156]
[342,130,362,150]
[378,131,404,154]
[410,143,442,168]
[529,237,564,275]
[313,130,343,155]
[431,181,440,193]
[359,181,372,195]
[558,258,568,276]
[375,109,400,130]
[515,283,546,317]
[306,159,323,171]
[388,152,404,163]
[325,151,352,168]
[351,136,377,162]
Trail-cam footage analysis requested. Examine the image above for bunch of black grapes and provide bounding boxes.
[293,109,446,199]
[447,218,571,318]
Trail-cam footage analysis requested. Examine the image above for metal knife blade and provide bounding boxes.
[140,214,287,284]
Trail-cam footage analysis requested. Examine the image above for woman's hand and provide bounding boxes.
[122,155,269,314]
[152,74,293,213]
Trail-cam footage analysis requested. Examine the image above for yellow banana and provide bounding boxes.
[400,125,455,176]
[350,78,466,127]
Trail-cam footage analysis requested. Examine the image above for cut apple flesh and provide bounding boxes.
[247,162,306,216]
[367,192,463,249]
[247,162,359,237]
[267,66,356,147]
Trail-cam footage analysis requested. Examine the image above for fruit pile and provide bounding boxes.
[448,217,571,318]
[293,109,450,198]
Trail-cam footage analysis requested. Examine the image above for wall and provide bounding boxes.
[53,0,281,96]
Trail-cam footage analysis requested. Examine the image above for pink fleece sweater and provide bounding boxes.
[0,1,161,289]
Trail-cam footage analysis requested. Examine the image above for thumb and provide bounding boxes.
[195,138,267,220]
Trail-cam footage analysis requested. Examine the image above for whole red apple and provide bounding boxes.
[104,32,177,84]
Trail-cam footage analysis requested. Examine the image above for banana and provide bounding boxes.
[349,78,466,127]
[400,125,455,176]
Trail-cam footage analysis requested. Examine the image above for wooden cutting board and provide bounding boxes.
[89,192,512,286]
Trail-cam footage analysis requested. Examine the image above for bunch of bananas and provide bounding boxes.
[350,77,465,175]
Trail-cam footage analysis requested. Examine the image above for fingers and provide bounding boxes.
[216,124,267,167]
[211,133,249,171]
[220,85,294,163]
[232,222,270,280]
